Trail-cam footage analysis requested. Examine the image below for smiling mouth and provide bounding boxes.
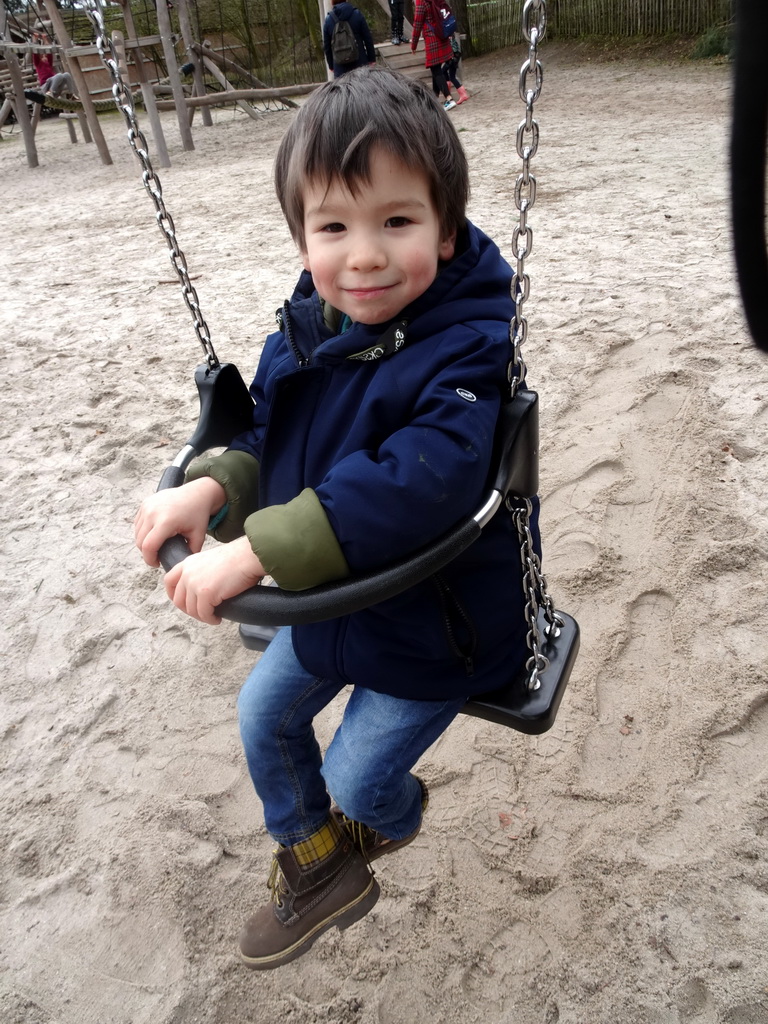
[344,285,395,299]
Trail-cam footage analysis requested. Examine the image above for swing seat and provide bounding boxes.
[239,608,579,735]
[463,609,579,734]
[157,362,579,733]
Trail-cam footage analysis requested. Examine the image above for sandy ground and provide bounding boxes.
[2,44,768,1024]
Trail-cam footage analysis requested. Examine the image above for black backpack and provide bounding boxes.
[330,10,360,65]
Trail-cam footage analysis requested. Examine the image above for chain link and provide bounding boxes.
[86,1,220,369]
[509,1,558,690]
[509,497,561,690]
[509,0,546,397]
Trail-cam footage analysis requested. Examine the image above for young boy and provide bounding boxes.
[135,66,538,970]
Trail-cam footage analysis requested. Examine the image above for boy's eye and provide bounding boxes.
[386,216,412,228]
[321,222,345,233]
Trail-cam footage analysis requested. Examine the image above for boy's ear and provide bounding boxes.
[301,251,311,272]
[439,231,457,262]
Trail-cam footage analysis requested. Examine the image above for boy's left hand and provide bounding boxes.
[164,536,266,625]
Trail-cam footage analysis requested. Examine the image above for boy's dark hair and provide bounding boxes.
[275,66,469,251]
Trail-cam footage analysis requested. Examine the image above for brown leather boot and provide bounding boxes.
[332,778,429,862]
[239,833,380,970]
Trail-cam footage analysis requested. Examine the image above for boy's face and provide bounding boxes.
[301,149,456,325]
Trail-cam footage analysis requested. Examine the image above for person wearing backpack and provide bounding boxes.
[323,0,376,79]
[410,0,462,111]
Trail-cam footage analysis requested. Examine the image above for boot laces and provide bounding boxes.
[338,815,380,861]
[267,851,289,906]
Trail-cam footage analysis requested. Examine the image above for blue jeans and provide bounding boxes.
[237,627,466,846]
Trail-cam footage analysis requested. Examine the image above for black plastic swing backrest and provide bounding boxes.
[187,362,255,453]
[492,388,539,499]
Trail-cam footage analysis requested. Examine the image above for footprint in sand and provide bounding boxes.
[462,919,556,1016]
[543,460,625,576]
[675,977,718,1023]
[578,588,676,795]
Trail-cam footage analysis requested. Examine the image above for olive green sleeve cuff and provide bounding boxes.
[244,488,351,591]
[185,449,261,543]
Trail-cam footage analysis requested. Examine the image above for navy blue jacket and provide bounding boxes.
[323,2,376,76]
[231,221,540,700]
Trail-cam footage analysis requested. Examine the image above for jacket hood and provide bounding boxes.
[281,220,514,365]
[327,2,355,20]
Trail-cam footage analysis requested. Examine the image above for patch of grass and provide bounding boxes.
[690,24,731,60]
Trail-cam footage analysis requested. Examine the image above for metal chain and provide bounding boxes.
[508,0,546,396]
[86,1,219,370]
[508,0,563,690]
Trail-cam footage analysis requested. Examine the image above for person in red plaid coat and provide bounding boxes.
[410,0,456,110]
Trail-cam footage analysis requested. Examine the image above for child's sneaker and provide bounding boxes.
[444,99,457,111]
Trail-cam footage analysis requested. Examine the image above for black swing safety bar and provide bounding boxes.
[156,361,580,735]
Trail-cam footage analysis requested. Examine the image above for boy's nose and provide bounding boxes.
[347,234,386,272]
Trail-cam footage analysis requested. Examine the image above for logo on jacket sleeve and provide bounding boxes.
[456,388,477,402]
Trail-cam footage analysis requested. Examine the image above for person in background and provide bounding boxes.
[323,0,376,79]
[410,0,455,111]
[31,31,76,99]
[442,35,469,105]
[389,0,409,45]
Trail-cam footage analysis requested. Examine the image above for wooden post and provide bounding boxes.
[174,0,212,127]
[116,6,171,168]
[318,0,333,81]
[40,0,112,165]
[154,0,194,150]
[30,94,42,132]
[0,95,13,133]
[0,0,37,164]
[77,108,93,144]
[4,47,39,167]
[61,112,78,143]
[200,55,262,121]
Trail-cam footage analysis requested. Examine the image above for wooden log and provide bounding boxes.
[194,40,296,107]
[154,0,194,150]
[153,82,323,110]
[200,55,262,120]
[40,0,112,165]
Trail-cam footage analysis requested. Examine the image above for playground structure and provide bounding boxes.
[0,0,429,170]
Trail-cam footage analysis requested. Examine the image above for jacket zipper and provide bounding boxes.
[431,573,477,676]
[277,301,307,368]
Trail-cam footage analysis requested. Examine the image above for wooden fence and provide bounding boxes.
[462,0,732,55]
